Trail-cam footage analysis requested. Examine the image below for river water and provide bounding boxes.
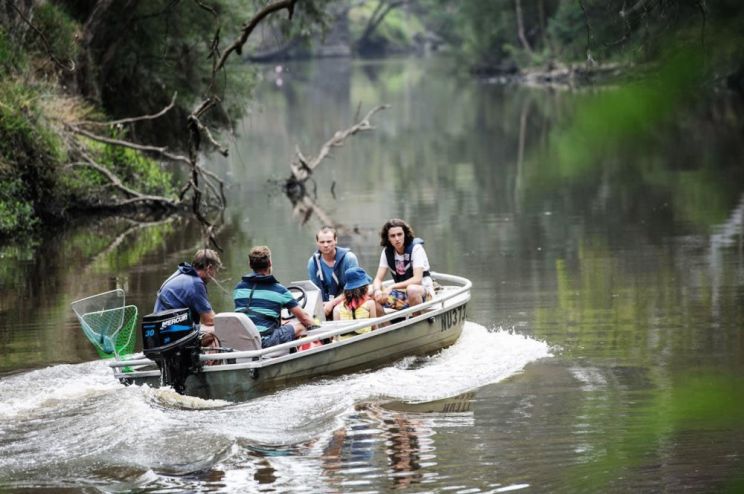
[1,57,743,492]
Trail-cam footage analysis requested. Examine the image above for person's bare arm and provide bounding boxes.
[366,300,378,329]
[377,267,424,302]
[200,310,216,332]
[290,305,316,329]
[373,266,388,303]
[323,293,345,317]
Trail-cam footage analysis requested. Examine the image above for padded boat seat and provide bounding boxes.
[213,312,288,362]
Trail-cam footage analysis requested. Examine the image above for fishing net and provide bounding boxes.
[71,289,138,359]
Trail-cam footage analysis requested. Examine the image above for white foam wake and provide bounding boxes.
[0,322,551,474]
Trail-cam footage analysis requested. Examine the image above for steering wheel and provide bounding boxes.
[282,285,307,319]
[288,285,307,309]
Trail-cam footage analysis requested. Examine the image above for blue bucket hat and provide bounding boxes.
[344,267,372,290]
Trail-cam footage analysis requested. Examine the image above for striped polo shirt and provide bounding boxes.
[233,273,298,333]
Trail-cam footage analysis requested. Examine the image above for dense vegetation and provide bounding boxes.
[354,1,743,85]
[0,0,328,238]
[0,0,742,239]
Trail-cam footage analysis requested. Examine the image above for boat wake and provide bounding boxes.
[0,322,550,480]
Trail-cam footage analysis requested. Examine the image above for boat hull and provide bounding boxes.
[130,301,467,401]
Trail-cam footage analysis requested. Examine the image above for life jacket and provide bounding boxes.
[384,238,431,283]
[337,296,372,340]
[312,247,350,301]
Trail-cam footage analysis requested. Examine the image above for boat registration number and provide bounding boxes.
[440,304,467,332]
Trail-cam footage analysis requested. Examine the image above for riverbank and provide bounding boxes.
[472,61,626,89]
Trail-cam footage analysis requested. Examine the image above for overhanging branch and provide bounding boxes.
[77,92,178,127]
[213,0,298,74]
[68,125,191,165]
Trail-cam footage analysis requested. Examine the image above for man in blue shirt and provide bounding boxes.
[154,249,222,332]
[307,226,359,319]
[235,245,316,348]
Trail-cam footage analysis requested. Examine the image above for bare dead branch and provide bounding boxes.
[696,0,707,48]
[281,105,389,235]
[199,171,226,209]
[69,125,191,165]
[171,0,300,249]
[292,194,344,232]
[577,0,597,65]
[179,181,193,201]
[193,97,218,119]
[188,114,229,156]
[69,152,177,209]
[76,92,178,127]
[193,0,218,17]
[515,0,534,56]
[295,145,310,168]
[213,0,298,74]
[115,195,178,207]
[290,104,390,182]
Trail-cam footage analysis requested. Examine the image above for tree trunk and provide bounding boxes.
[514,0,534,56]
[356,0,405,51]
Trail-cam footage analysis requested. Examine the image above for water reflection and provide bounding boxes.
[253,456,278,485]
[317,394,475,490]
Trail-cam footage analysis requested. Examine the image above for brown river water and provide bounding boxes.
[0,57,743,492]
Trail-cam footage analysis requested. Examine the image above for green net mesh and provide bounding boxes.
[71,290,138,359]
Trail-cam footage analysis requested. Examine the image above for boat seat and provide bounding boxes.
[213,312,288,362]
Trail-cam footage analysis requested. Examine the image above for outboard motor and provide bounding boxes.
[141,308,201,394]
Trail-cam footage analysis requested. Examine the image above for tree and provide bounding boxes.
[0,0,331,241]
[354,0,409,54]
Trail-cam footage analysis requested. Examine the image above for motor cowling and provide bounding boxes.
[141,308,201,394]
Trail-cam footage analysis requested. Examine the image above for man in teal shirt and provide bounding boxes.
[235,245,316,348]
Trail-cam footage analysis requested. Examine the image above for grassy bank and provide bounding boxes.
[0,4,176,239]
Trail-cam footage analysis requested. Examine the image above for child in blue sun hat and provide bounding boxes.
[333,267,378,339]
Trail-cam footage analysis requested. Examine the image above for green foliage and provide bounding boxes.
[87,219,176,274]
[59,131,176,207]
[27,3,78,68]
[547,1,586,60]
[532,46,706,182]
[376,8,424,48]
[0,178,38,234]
[59,0,280,146]
[427,0,744,75]
[95,129,175,197]
[0,80,62,235]
[350,2,425,54]
[0,27,25,74]
[519,43,744,230]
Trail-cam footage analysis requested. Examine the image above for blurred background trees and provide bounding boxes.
[1,0,742,237]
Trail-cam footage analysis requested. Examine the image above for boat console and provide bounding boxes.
[282,280,324,321]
